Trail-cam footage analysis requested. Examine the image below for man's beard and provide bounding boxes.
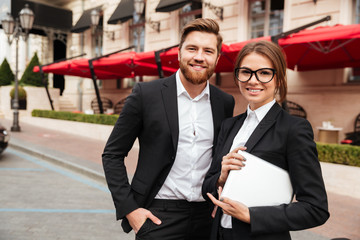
[179,60,216,85]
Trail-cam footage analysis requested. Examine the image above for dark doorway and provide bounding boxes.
[53,37,67,95]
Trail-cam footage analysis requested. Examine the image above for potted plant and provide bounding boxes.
[10,85,27,110]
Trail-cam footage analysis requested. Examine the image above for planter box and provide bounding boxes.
[10,99,27,110]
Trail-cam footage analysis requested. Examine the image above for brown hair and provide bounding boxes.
[179,18,223,56]
[233,40,288,103]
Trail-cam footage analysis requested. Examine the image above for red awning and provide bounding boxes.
[278,24,360,71]
[34,24,360,78]
[33,59,121,79]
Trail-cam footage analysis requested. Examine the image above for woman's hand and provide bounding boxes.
[217,146,247,188]
[207,187,250,224]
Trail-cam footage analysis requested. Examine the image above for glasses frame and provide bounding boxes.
[235,67,276,83]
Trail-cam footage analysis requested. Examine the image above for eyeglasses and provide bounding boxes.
[235,67,276,83]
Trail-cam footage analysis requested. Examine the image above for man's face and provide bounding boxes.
[178,31,220,85]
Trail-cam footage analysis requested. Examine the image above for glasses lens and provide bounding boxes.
[256,69,274,83]
[237,68,252,82]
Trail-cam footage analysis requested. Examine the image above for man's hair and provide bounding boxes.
[233,40,288,103]
[179,18,223,55]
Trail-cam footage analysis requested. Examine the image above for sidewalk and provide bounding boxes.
[1,116,359,240]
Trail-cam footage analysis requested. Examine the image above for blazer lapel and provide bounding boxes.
[246,103,282,152]
[161,75,179,152]
[209,85,224,145]
[221,114,246,156]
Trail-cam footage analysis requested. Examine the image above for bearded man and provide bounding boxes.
[102,18,234,240]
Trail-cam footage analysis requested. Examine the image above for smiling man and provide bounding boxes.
[102,18,234,240]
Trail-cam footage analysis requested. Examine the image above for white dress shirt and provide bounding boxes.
[155,70,214,202]
[221,99,276,228]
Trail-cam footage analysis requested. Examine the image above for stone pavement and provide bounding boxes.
[1,117,359,240]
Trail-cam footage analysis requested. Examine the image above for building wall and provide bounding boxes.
[3,0,358,143]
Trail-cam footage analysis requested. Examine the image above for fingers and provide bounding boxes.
[146,211,162,225]
[211,205,218,218]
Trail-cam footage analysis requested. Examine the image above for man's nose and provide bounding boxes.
[193,50,205,61]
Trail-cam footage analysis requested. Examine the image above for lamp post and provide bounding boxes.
[1,4,34,132]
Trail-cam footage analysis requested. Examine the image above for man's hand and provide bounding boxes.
[126,208,162,234]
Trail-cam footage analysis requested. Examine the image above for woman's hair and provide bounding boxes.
[233,40,287,103]
[179,18,223,56]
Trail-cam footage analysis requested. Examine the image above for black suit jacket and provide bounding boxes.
[102,74,234,233]
[202,103,329,240]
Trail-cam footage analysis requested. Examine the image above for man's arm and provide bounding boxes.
[102,83,143,220]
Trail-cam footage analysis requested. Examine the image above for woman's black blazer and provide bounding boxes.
[202,103,329,240]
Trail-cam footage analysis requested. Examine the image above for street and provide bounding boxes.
[0,147,135,240]
[0,144,358,240]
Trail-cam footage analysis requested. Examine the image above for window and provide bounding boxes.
[349,0,360,82]
[355,0,360,23]
[130,11,145,52]
[179,2,202,31]
[249,0,284,39]
[93,16,103,57]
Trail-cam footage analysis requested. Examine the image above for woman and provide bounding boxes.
[202,41,329,240]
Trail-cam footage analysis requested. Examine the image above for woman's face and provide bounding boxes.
[237,52,277,110]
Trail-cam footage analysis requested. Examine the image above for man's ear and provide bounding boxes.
[215,53,220,65]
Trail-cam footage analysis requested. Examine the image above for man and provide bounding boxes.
[102,18,234,240]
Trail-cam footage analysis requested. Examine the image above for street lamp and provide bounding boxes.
[1,4,34,132]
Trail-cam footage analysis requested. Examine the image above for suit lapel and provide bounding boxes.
[246,103,282,152]
[221,114,246,156]
[161,75,179,152]
[209,85,224,145]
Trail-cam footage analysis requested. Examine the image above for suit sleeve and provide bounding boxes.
[102,83,143,220]
[248,118,330,235]
[202,120,231,201]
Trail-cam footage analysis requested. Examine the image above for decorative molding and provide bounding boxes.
[203,1,223,20]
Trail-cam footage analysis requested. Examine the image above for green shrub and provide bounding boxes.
[0,58,14,86]
[20,52,48,86]
[317,143,360,167]
[10,86,27,100]
[32,109,119,126]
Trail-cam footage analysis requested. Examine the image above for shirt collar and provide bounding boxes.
[247,99,276,122]
[176,70,210,101]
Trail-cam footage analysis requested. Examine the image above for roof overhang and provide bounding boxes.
[107,0,134,25]
[0,0,72,35]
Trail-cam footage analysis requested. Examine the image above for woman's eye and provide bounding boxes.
[240,69,251,74]
[259,70,272,75]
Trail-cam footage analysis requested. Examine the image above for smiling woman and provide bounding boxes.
[202,40,329,240]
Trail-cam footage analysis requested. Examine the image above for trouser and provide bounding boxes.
[218,226,233,240]
[135,199,213,240]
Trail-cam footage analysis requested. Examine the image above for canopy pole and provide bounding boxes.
[87,46,135,114]
[271,15,331,44]
[154,44,179,78]
[88,60,104,114]
[37,53,87,112]
[40,66,54,110]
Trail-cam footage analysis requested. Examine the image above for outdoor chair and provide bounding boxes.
[113,98,127,114]
[282,100,307,119]
[341,113,360,146]
[90,97,113,114]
